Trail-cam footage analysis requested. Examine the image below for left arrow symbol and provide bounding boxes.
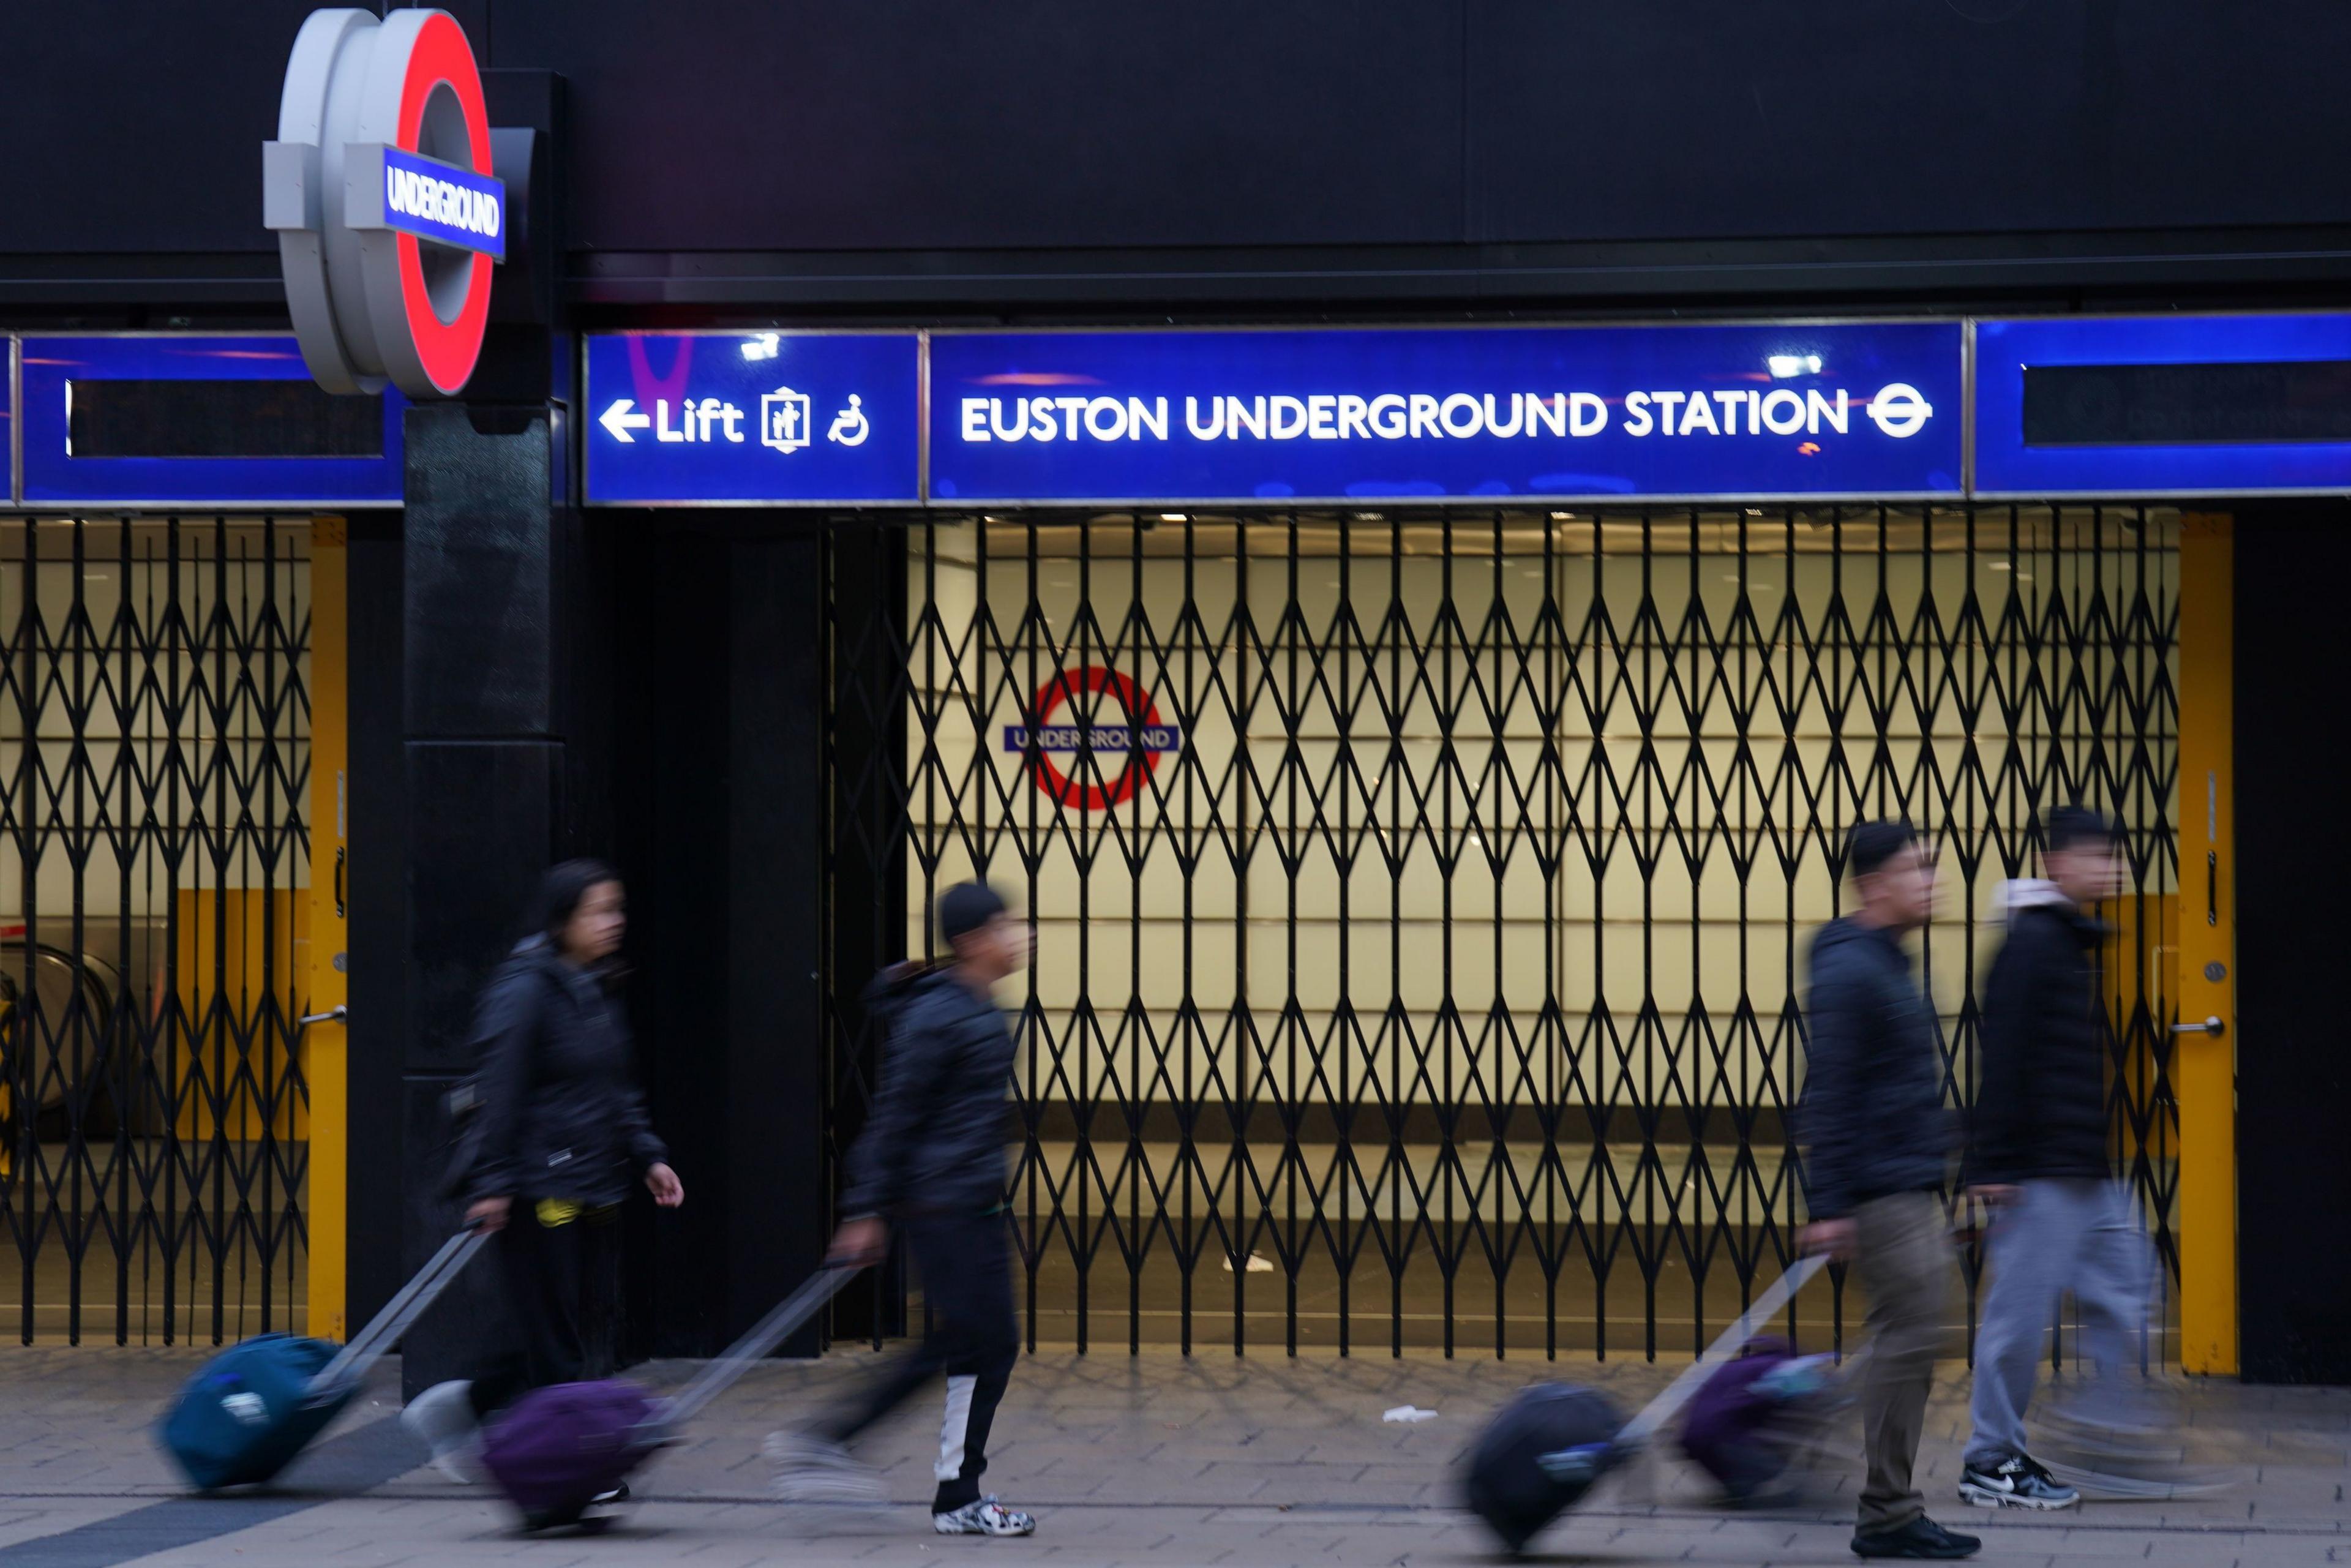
[600,400,652,442]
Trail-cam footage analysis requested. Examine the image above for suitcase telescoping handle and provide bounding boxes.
[303,1225,492,1406]
[1610,1252,1829,1451]
[654,1259,865,1433]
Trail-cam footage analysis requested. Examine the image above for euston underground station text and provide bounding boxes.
[958,384,1936,446]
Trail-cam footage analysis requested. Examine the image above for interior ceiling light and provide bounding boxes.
[1766,353,1824,378]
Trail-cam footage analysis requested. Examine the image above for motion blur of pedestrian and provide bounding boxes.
[767,881,1037,1539]
[1800,822,1979,1561]
[400,860,685,1488]
[1960,806,2154,1510]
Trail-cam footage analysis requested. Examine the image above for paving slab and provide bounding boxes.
[0,1346,2339,1566]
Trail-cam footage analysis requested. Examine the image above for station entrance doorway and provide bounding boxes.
[821,505,2184,1359]
[0,513,334,1345]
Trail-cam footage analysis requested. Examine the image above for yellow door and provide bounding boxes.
[2177,515,2237,1375]
[306,519,351,1342]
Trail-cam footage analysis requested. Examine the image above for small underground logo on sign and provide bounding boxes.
[1002,667,1182,809]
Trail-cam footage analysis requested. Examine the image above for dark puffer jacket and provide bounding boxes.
[1968,887,2112,1184]
[1799,917,1955,1221]
[841,965,1017,1220]
[460,940,667,1207]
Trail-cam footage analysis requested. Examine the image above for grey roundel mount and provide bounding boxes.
[264,9,508,399]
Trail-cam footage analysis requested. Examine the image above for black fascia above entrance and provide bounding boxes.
[562,224,2351,315]
[12,222,2351,318]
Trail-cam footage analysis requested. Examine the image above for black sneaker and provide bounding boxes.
[1959,1454,2080,1510]
[1851,1517,1982,1559]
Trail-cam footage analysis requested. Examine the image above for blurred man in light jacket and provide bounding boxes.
[1960,806,2152,1510]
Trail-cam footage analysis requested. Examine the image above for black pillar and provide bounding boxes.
[353,486,850,1379]
[2235,501,2351,1384]
[356,400,580,1394]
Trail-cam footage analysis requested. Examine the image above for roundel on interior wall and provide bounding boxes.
[1000,667,1185,811]
[264,9,507,398]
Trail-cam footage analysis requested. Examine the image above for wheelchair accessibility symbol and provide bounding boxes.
[828,395,871,447]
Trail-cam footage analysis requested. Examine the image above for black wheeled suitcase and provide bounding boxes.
[1459,1254,1827,1553]
[159,1226,489,1491]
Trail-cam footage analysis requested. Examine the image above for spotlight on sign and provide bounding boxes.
[1767,354,1825,379]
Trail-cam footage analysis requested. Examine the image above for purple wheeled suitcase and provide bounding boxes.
[1677,1338,1840,1504]
[479,1380,662,1530]
[481,1260,860,1531]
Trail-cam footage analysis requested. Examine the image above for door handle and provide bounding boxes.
[298,1004,348,1027]
[2171,1015,2225,1038]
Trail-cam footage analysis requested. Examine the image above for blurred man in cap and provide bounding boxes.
[768,882,1037,1538]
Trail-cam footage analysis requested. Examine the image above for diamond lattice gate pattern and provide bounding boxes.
[0,516,313,1345]
[823,508,2180,1359]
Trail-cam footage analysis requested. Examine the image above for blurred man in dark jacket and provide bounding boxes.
[1959,806,2151,1510]
[768,882,1037,1539]
[1801,822,1978,1560]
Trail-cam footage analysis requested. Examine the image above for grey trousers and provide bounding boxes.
[1964,1177,2154,1469]
[1853,1191,1960,1531]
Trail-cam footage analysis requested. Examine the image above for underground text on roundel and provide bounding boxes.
[379,147,503,258]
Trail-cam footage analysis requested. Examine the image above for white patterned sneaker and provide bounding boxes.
[765,1430,883,1504]
[933,1496,1037,1536]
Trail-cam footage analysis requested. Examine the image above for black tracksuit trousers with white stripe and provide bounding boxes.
[823,1212,1018,1514]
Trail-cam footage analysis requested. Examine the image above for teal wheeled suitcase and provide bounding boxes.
[159,1226,487,1490]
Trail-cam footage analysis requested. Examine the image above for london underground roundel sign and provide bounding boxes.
[264,9,506,398]
[1000,667,1183,810]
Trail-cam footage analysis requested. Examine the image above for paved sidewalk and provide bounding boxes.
[0,1346,2342,1566]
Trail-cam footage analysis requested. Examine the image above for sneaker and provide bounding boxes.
[933,1496,1037,1537]
[1851,1517,1982,1559]
[1959,1454,2080,1510]
[400,1379,486,1484]
[765,1430,883,1504]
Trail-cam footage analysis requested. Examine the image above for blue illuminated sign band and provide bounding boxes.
[372,146,506,260]
[583,332,923,506]
[18,318,2351,508]
[1974,314,2351,497]
[18,336,404,508]
[928,324,1966,505]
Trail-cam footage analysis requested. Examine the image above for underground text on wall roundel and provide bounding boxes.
[263,9,506,399]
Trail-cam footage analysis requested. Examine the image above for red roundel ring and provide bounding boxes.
[392,11,494,396]
[1027,667,1168,811]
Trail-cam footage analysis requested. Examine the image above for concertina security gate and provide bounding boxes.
[825,506,2181,1360]
[0,516,313,1346]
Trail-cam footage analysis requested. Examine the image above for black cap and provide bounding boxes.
[2046,804,2121,856]
[938,881,1008,945]
[1845,819,1919,879]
